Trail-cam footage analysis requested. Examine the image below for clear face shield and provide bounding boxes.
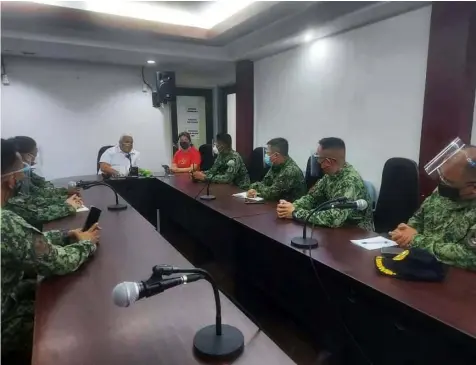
[29,146,44,177]
[424,137,476,200]
[2,163,33,197]
[424,137,468,184]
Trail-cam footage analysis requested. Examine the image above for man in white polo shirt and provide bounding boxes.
[99,134,140,176]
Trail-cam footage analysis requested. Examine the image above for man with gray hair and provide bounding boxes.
[99,134,140,176]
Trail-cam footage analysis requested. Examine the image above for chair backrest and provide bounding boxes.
[305,156,324,190]
[374,157,420,233]
[97,145,113,173]
[363,180,377,210]
[247,147,269,183]
[199,144,216,171]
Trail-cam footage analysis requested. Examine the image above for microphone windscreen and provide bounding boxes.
[356,199,368,211]
[112,282,140,307]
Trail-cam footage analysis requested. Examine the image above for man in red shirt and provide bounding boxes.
[171,132,201,173]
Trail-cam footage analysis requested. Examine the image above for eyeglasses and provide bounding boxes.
[1,163,31,178]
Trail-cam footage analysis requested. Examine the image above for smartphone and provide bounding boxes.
[83,206,102,231]
[380,247,404,257]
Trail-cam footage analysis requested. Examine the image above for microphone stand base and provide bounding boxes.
[107,204,128,211]
[193,324,244,361]
[200,195,216,201]
[291,237,318,249]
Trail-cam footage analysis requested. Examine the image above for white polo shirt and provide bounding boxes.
[99,145,140,175]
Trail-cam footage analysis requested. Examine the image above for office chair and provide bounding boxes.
[305,155,324,190]
[374,158,420,233]
[199,144,216,171]
[247,147,269,183]
[97,145,113,173]
[363,180,377,210]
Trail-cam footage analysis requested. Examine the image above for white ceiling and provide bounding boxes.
[1,1,427,84]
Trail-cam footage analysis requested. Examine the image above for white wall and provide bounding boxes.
[254,7,431,191]
[1,57,172,179]
[227,93,237,149]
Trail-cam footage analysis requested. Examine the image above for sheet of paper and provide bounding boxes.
[350,236,397,250]
[76,206,90,212]
[232,192,264,201]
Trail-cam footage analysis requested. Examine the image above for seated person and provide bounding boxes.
[171,131,201,173]
[247,138,306,202]
[277,137,374,230]
[391,145,476,271]
[0,138,99,361]
[99,134,140,176]
[192,133,250,189]
[6,136,82,223]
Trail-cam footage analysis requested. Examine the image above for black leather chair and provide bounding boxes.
[305,155,324,190]
[199,144,216,171]
[97,145,113,173]
[247,147,270,183]
[374,158,420,233]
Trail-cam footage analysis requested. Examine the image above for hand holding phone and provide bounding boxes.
[69,223,101,245]
[83,206,102,231]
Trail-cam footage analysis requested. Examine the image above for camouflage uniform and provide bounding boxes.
[204,150,250,189]
[407,192,476,270]
[1,209,96,356]
[5,173,75,223]
[249,157,306,202]
[30,172,69,199]
[292,163,374,230]
[6,193,75,224]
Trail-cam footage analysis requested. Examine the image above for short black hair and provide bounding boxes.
[2,138,19,175]
[178,131,192,142]
[267,138,289,157]
[216,133,232,148]
[319,137,346,151]
[10,136,37,154]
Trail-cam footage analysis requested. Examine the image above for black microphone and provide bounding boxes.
[113,266,245,362]
[290,198,368,249]
[112,274,203,306]
[125,153,133,176]
[71,180,127,211]
[193,170,219,201]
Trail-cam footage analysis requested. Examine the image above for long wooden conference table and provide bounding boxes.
[38,174,476,365]
[35,179,295,365]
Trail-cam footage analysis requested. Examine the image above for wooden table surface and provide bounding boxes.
[159,175,476,340]
[159,174,276,218]
[235,209,476,340]
[34,185,295,365]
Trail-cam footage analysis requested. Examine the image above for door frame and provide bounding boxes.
[218,84,236,134]
[170,88,214,151]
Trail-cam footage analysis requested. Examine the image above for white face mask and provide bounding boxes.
[212,146,219,155]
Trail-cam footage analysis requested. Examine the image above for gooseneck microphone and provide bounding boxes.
[193,171,218,201]
[291,198,368,249]
[112,265,245,362]
[69,180,127,211]
[113,273,203,307]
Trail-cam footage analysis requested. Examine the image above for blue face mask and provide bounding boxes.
[264,154,272,167]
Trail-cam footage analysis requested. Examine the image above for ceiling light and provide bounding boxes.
[30,1,255,29]
[303,31,314,43]
[147,60,156,64]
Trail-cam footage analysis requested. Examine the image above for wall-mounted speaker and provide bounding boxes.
[156,71,176,105]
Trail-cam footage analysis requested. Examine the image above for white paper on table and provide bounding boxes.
[350,236,397,250]
[232,192,264,201]
[76,206,90,213]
